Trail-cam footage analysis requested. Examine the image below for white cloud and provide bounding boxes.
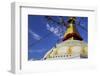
[29,29,41,40]
[46,23,50,30]
[50,27,55,32]
[46,23,64,38]
[54,28,59,34]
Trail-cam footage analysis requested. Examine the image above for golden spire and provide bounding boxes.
[63,17,83,41]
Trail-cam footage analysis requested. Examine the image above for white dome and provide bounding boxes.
[43,40,87,60]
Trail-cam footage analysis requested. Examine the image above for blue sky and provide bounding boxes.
[28,15,88,60]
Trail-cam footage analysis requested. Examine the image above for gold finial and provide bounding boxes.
[63,17,83,41]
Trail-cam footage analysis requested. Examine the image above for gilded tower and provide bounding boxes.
[63,17,83,41]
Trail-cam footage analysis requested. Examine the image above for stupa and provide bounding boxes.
[43,17,88,60]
